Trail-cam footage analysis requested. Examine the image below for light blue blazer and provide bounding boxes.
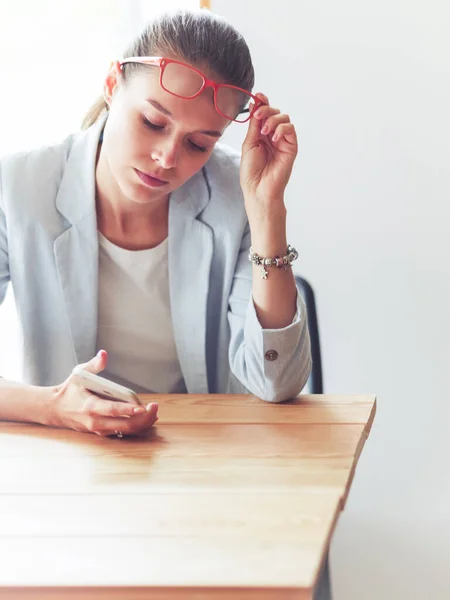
[0,117,311,402]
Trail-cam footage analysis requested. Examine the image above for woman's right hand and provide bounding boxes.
[49,350,158,436]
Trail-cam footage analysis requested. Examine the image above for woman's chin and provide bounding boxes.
[129,183,170,206]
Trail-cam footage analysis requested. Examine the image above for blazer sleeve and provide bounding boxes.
[0,161,10,305]
[227,223,312,403]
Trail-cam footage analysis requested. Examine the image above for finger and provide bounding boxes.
[88,403,159,436]
[242,93,269,150]
[272,122,297,145]
[252,105,280,122]
[254,92,269,105]
[243,106,265,150]
[77,349,108,375]
[260,113,290,137]
[82,394,147,418]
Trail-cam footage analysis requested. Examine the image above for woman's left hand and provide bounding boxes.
[240,93,298,213]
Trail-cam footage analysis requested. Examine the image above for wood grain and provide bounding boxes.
[0,393,376,599]
[0,455,354,494]
[139,393,376,424]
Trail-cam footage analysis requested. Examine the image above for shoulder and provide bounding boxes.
[198,142,247,231]
[0,132,76,194]
[202,142,241,192]
[207,141,241,169]
[0,128,89,223]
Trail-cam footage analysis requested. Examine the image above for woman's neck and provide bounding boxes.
[95,145,169,251]
[96,198,169,251]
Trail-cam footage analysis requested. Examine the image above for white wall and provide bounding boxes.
[214,1,450,598]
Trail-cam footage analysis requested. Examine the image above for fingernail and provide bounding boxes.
[261,124,269,135]
[254,110,262,118]
[133,406,145,414]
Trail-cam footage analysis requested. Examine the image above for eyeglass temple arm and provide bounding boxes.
[240,96,264,114]
[119,56,162,67]
[239,101,262,115]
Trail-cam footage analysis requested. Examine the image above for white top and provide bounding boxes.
[96,233,186,393]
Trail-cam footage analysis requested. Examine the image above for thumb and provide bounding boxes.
[79,349,108,375]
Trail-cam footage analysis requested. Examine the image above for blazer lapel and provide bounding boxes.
[168,168,213,394]
[53,119,104,364]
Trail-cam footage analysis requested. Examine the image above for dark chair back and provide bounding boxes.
[295,276,323,395]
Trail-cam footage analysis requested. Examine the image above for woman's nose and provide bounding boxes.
[151,138,180,170]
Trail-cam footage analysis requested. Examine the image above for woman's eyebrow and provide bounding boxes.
[146,98,222,138]
[147,98,172,116]
[199,129,222,138]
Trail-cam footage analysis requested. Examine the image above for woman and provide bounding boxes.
[0,9,311,436]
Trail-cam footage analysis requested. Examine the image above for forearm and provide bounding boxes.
[0,377,56,425]
[249,204,297,329]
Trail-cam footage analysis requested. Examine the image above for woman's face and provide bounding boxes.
[100,62,231,206]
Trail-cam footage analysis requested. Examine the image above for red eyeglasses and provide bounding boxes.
[119,56,263,123]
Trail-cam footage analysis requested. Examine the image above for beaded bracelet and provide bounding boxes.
[248,244,299,279]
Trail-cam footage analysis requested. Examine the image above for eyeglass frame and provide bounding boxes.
[118,56,263,123]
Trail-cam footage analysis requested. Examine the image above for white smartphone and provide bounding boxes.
[72,366,142,405]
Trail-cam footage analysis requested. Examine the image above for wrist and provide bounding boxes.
[243,190,286,205]
[38,384,62,427]
[245,195,286,216]
[248,211,287,256]
[249,244,298,279]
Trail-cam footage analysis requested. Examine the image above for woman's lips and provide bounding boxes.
[135,169,169,188]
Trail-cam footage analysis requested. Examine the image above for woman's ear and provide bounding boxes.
[103,61,122,107]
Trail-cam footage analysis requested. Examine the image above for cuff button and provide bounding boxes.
[265,350,278,361]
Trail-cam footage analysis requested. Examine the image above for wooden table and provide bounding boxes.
[0,394,376,600]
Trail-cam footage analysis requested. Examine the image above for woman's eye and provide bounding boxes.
[189,140,208,153]
[143,117,164,130]
[143,117,207,152]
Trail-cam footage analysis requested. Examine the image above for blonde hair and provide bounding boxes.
[81,97,108,130]
[81,8,255,130]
